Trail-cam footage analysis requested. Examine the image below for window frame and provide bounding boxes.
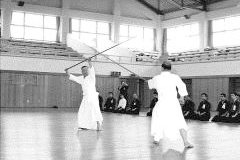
[166,22,200,54]
[119,24,155,52]
[71,18,111,48]
[10,11,58,42]
[211,15,240,48]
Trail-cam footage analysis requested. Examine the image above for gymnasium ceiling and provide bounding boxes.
[136,0,228,15]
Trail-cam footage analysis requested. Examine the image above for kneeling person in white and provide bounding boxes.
[148,61,193,148]
[66,59,103,130]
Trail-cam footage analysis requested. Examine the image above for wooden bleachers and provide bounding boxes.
[167,47,240,63]
[0,38,83,59]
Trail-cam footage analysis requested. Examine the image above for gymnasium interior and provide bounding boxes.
[0,0,240,160]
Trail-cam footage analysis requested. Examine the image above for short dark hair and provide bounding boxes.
[220,93,226,97]
[81,66,88,69]
[231,92,238,96]
[201,93,208,97]
[161,61,172,70]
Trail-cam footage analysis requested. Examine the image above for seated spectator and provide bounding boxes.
[182,95,195,119]
[114,94,127,113]
[126,93,141,115]
[193,93,211,121]
[147,91,158,116]
[103,92,116,112]
[211,93,230,122]
[223,92,240,123]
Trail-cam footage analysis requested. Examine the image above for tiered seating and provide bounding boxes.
[0,38,83,59]
[167,47,240,63]
[134,50,160,62]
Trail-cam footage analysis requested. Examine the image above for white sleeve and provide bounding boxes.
[89,66,96,81]
[176,75,188,97]
[148,76,156,89]
[69,74,83,84]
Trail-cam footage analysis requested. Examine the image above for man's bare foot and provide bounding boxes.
[78,127,87,130]
[184,142,194,149]
[97,122,103,131]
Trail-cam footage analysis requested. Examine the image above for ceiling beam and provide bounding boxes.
[201,0,208,11]
[167,0,204,11]
[136,0,164,15]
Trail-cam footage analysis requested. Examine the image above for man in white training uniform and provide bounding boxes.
[148,61,193,148]
[66,59,103,130]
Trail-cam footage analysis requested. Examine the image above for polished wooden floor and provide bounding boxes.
[0,108,240,160]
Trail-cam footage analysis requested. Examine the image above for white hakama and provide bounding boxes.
[148,72,188,141]
[69,67,103,130]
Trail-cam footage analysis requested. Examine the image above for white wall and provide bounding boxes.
[0,55,161,77]
[1,55,240,78]
[173,60,240,78]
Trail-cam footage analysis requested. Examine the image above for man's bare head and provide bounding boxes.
[81,66,89,77]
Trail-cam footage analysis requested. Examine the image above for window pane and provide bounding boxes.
[189,36,199,50]
[127,38,143,50]
[167,27,176,39]
[182,25,191,36]
[10,25,24,38]
[212,19,225,32]
[11,12,24,25]
[25,27,43,40]
[120,25,128,36]
[97,34,110,50]
[25,13,43,27]
[144,28,154,39]
[80,20,96,33]
[44,16,57,29]
[143,39,154,51]
[225,30,240,46]
[119,36,128,42]
[97,22,109,34]
[72,19,80,31]
[129,26,143,38]
[190,23,199,35]
[72,31,79,39]
[225,16,240,30]
[44,29,57,41]
[213,32,226,47]
[80,33,96,47]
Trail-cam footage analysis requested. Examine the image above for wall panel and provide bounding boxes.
[192,77,229,111]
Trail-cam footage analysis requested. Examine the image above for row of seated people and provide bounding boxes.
[99,92,141,115]
[182,92,240,123]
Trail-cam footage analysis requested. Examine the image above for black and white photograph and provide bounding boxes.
[0,0,240,159]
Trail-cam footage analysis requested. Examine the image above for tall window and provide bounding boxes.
[166,23,199,54]
[71,18,110,49]
[10,11,57,42]
[119,24,155,51]
[212,15,240,47]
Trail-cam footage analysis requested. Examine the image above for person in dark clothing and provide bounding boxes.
[182,95,195,119]
[103,92,116,112]
[147,92,158,116]
[98,94,104,111]
[223,92,240,123]
[211,93,230,122]
[193,93,211,121]
[126,94,141,115]
[118,81,129,103]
